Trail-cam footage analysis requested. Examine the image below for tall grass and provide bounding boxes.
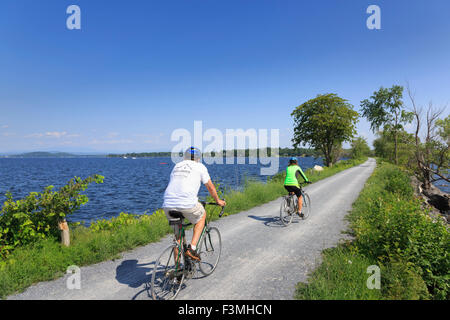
[295,160,449,300]
[0,157,367,299]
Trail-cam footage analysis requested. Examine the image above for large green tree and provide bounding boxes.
[361,85,413,165]
[350,136,371,159]
[291,93,359,167]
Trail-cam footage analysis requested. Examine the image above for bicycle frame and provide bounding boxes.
[171,201,224,275]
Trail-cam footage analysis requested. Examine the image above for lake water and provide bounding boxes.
[0,157,324,224]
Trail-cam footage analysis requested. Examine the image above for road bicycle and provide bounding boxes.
[150,201,225,300]
[280,182,311,226]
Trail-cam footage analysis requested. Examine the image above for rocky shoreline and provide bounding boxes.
[411,176,450,224]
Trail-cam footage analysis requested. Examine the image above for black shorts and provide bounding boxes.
[284,185,302,198]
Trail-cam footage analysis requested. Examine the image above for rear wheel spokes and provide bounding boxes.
[198,227,222,276]
[151,245,185,300]
[280,197,294,226]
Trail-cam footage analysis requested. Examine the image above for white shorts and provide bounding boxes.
[163,202,206,225]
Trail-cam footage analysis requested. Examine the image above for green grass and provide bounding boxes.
[295,246,382,300]
[295,159,449,300]
[0,157,368,299]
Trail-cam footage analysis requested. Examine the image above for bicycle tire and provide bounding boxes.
[280,196,294,226]
[197,226,222,276]
[151,245,185,300]
[301,192,311,220]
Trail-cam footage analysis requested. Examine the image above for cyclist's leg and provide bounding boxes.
[297,193,303,214]
[180,202,206,260]
[291,186,303,214]
[191,211,206,248]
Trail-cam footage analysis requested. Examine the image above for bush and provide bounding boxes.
[0,175,104,258]
[297,160,449,300]
[381,259,430,300]
[349,162,449,299]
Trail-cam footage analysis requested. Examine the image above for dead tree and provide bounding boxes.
[407,85,449,191]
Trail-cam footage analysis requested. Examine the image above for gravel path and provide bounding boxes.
[8,158,376,300]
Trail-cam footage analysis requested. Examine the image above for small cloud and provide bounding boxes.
[1,125,9,129]
[25,133,44,138]
[45,131,67,138]
[25,131,72,139]
[2,132,15,137]
[89,139,134,145]
[106,132,120,138]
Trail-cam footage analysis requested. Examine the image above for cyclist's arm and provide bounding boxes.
[295,167,309,183]
[205,180,226,206]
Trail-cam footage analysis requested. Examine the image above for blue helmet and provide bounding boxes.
[290,157,298,162]
[184,146,201,160]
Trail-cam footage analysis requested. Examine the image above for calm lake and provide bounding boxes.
[0,156,324,224]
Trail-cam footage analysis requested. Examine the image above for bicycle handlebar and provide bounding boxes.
[200,200,226,218]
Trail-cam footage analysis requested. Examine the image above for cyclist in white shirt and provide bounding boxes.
[163,147,226,261]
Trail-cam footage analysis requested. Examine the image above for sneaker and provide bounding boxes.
[185,245,201,261]
[297,211,304,218]
[174,274,183,284]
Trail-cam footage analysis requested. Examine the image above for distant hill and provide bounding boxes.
[7,152,105,158]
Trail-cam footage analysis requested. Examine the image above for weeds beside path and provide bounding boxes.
[295,160,449,300]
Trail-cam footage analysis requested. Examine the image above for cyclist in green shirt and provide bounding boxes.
[284,157,311,217]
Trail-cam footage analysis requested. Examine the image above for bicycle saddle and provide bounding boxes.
[168,210,184,225]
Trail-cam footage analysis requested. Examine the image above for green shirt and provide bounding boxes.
[284,165,309,187]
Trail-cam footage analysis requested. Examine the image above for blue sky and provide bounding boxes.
[0,0,449,153]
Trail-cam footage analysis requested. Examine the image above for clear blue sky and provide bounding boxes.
[1,0,449,153]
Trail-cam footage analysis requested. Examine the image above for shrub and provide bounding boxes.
[0,175,104,258]
[349,162,449,299]
[381,259,430,300]
[297,160,449,300]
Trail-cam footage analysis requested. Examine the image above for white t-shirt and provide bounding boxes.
[163,160,211,209]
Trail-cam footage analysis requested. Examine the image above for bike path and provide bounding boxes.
[8,158,376,300]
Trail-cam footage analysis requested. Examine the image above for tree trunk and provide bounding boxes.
[394,130,398,165]
[58,219,70,247]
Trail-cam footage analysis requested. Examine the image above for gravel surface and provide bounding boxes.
[8,158,376,300]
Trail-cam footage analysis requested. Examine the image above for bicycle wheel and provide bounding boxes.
[280,196,294,226]
[301,192,311,220]
[197,226,222,276]
[151,245,185,300]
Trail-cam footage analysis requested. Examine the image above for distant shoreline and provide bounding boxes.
[1,148,324,159]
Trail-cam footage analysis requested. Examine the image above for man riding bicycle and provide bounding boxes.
[162,147,226,261]
[284,157,310,217]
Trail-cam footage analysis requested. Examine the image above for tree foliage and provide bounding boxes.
[373,129,415,166]
[0,175,104,258]
[350,136,371,159]
[361,85,413,165]
[291,93,359,167]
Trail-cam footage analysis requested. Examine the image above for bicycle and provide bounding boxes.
[280,182,312,226]
[150,201,225,300]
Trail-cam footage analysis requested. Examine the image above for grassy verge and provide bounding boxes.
[0,157,368,299]
[295,160,449,300]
